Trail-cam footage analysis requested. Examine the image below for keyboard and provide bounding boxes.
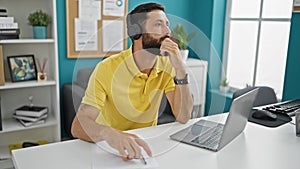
[263,99,300,116]
[191,124,224,148]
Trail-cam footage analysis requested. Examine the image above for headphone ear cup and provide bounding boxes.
[128,24,142,40]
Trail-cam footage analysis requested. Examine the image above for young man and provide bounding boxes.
[71,3,193,161]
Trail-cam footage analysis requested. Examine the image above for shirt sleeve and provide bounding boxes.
[81,63,107,112]
[164,76,175,93]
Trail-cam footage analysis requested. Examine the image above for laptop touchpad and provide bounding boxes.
[191,120,220,135]
[191,124,210,135]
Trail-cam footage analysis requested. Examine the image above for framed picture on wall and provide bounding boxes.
[7,55,37,82]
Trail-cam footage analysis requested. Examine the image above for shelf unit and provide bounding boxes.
[0,0,60,159]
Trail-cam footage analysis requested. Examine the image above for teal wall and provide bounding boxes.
[128,0,190,20]
[283,13,300,101]
[206,0,228,115]
[188,0,228,115]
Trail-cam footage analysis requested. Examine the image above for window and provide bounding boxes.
[222,0,293,99]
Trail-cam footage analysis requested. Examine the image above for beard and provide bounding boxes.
[142,33,169,55]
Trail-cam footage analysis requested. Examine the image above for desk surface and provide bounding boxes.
[12,114,300,169]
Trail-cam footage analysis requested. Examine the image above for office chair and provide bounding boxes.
[232,86,277,107]
[157,94,176,124]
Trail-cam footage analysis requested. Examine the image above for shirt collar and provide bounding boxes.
[124,46,163,78]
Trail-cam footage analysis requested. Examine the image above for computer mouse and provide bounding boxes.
[252,109,277,121]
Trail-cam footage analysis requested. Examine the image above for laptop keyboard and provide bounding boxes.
[191,124,224,149]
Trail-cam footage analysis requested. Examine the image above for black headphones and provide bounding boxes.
[126,3,164,40]
[126,13,142,40]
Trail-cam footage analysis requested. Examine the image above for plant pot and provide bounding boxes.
[180,49,189,62]
[33,26,47,39]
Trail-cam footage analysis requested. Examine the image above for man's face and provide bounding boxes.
[141,10,170,55]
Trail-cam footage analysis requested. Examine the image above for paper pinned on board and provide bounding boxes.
[103,0,125,16]
[79,0,101,20]
[93,141,159,169]
[102,20,124,52]
[75,0,100,51]
[74,18,98,51]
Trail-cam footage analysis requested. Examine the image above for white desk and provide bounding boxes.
[12,114,300,169]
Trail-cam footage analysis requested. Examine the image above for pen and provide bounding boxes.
[140,155,147,165]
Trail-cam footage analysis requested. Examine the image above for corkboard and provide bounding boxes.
[66,0,128,58]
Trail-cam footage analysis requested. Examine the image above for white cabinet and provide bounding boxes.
[185,58,208,118]
[0,0,60,159]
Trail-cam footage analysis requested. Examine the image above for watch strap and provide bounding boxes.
[174,74,189,85]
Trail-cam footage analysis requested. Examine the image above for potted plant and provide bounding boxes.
[28,10,51,39]
[171,24,196,62]
[219,78,230,92]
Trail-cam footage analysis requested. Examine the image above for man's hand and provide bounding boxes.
[72,104,152,161]
[160,38,186,78]
[103,127,152,161]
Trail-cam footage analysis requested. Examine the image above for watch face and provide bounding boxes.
[174,74,189,85]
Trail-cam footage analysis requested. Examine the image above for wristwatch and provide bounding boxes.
[174,74,189,85]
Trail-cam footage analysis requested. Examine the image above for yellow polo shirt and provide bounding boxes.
[82,47,175,131]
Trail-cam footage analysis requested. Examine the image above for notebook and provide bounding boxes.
[170,88,259,151]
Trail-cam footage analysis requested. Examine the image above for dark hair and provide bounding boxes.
[126,3,165,41]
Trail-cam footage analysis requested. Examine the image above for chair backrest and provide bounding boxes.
[232,86,277,107]
[157,93,176,124]
[74,68,94,89]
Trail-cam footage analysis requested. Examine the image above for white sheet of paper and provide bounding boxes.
[93,141,159,169]
[79,0,101,20]
[103,0,125,16]
[102,20,124,52]
[74,18,98,51]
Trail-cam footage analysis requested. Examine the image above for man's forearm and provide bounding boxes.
[173,84,193,123]
[71,105,152,160]
[71,104,110,143]
[173,67,193,123]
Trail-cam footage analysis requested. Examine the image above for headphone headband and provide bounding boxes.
[126,3,164,41]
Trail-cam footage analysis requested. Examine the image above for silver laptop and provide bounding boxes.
[170,88,259,151]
